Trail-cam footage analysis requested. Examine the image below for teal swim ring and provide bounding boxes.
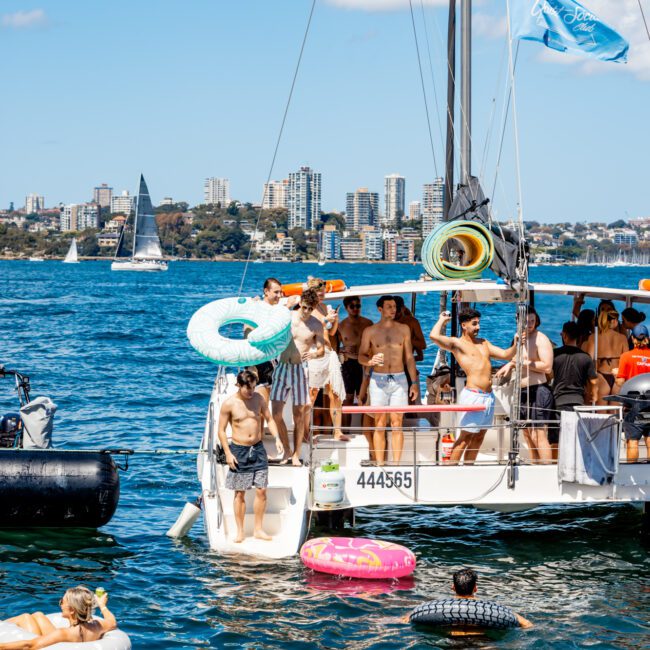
[187,297,292,367]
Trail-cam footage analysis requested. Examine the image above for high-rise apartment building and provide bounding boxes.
[110,190,134,214]
[361,227,383,260]
[345,188,379,230]
[93,184,113,209]
[384,238,415,263]
[25,193,44,214]
[60,203,99,231]
[204,177,231,207]
[422,177,444,236]
[288,166,321,230]
[383,174,405,227]
[262,179,289,210]
[319,225,341,260]
[409,201,421,220]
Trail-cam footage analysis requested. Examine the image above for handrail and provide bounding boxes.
[341,404,485,414]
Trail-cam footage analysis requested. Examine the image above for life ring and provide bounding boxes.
[282,279,346,297]
[409,599,518,630]
[421,220,494,280]
[300,536,416,579]
[639,279,650,291]
[187,297,292,367]
[0,612,131,649]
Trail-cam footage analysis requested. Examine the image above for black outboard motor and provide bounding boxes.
[0,412,22,448]
[604,373,650,440]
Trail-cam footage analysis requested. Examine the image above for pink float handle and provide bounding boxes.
[342,404,485,414]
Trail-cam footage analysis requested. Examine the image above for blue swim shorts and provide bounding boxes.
[457,387,495,434]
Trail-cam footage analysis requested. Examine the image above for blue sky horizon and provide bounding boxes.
[1,0,649,224]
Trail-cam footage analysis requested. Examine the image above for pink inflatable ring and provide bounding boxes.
[300,536,416,579]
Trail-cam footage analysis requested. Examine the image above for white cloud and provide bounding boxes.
[325,0,447,11]
[1,9,47,29]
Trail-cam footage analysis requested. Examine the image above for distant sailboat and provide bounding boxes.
[111,175,168,272]
[63,238,79,264]
[317,252,326,267]
[28,256,45,262]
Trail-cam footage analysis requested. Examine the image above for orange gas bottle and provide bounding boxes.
[282,279,346,297]
[639,279,650,291]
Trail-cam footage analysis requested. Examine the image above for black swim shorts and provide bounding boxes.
[224,441,269,491]
[341,358,364,397]
[252,361,275,387]
[520,384,555,423]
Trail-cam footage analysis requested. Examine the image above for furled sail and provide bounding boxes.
[133,175,163,260]
[447,176,529,289]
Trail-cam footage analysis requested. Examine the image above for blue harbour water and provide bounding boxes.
[0,260,649,648]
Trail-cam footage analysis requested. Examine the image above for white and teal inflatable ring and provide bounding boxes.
[187,297,292,367]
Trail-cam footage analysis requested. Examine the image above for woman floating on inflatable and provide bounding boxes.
[0,586,127,649]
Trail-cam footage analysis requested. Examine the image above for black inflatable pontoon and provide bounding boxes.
[0,449,120,528]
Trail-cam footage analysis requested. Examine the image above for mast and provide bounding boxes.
[131,194,139,259]
[443,0,456,222]
[460,0,471,184]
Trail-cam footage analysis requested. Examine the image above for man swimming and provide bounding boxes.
[218,369,284,543]
[430,308,517,465]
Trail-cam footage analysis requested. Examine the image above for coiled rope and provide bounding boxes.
[421,220,494,280]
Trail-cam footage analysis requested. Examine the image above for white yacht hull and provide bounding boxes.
[111,260,168,272]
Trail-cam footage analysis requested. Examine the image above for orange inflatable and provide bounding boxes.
[282,279,346,297]
[639,279,650,291]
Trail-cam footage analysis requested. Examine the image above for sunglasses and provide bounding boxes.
[348,303,361,308]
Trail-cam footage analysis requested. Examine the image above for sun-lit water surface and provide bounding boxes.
[0,260,649,648]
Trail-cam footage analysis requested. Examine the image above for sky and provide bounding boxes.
[1,0,649,224]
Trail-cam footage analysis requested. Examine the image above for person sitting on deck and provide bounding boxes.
[0,586,117,649]
[218,370,284,543]
[616,324,650,462]
[431,308,517,465]
[358,295,419,465]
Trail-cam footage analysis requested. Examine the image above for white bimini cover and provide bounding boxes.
[0,613,131,650]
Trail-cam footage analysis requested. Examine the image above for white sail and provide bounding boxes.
[63,238,79,264]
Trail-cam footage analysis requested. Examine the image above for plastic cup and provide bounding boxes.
[95,587,106,598]
[377,353,385,367]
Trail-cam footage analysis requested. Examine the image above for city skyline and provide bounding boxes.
[2,1,649,223]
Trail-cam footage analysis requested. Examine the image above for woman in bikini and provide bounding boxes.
[582,305,628,405]
[0,586,117,649]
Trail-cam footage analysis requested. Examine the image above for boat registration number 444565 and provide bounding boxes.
[356,470,413,489]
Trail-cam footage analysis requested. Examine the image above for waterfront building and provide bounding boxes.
[409,201,421,220]
[361,226,383,260]
[341,236,363,260]
[104,215,127,233]
[383,174,405,227]
[25,193,44,214]
[262,180,289,210]
[110,190,134,215]
[97,232,120,247]
[613,230,638,246]
[204,177,231,207]
[288,166,321,230]
[93,184,113,209]
[319,224,341,260]
[345,188,379,230]
[422,177,444,236]
[384,237,415,263]
[160,197,175,206]
[60,203,99,232]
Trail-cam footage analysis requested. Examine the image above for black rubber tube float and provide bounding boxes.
[409,599,518,630]
[0,450,120,528]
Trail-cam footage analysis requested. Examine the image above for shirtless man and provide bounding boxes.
[430,308,517,465]
[270,288,324,466]
[358,295,419,465]
[496,308,554,464]
[218,369,284,543]
[338,296,373,421]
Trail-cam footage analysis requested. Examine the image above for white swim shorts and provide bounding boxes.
[457,387,495,433]
[308,349,346,399]
[368,372,409,407]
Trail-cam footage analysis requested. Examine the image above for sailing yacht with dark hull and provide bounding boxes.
[112,175,168,272]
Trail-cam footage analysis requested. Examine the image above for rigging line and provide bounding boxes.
[639,0,650,41]
[505,0,525,229]
[419,0,446,165]
[237,0,317,296]
[490,41,520,216]
[408,0,439,178]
